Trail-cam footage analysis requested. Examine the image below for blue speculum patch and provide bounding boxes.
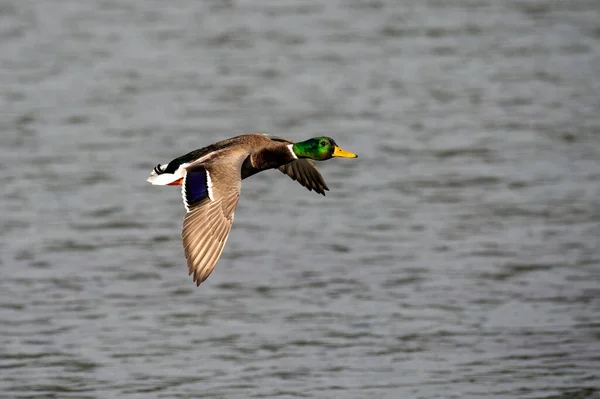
[185,169,210,207]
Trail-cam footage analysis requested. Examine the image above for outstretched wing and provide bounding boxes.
[268,135,329,196]
[277,160,329,195]
[181,163,241,286]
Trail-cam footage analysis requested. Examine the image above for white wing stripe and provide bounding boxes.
[206,170,214,201]
[181,171,190,212]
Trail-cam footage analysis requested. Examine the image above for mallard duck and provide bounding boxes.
[147,133,357,286]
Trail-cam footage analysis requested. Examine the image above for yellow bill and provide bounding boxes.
[332,145,358,158]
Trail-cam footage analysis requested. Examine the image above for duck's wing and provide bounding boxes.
[268,135,330,196]
[277,160,329,195]
[181,162,241,286]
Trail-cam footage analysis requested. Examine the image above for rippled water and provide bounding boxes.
[1,0,600,398]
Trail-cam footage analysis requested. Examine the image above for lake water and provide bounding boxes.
[1,0,599,398]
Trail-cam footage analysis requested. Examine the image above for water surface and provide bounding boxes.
[1,0,599,398]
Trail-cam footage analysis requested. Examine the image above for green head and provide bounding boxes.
[292,137,358,161]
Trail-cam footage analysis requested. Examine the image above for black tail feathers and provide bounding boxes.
[153,164,164,175]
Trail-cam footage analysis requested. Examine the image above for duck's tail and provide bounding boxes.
[147,163,179,185]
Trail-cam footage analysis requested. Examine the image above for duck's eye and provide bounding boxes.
[319,141,327,147]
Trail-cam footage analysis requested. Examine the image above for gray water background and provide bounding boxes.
[1,0,600,398]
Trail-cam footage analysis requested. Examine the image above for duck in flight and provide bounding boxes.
[147,134,358,286]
